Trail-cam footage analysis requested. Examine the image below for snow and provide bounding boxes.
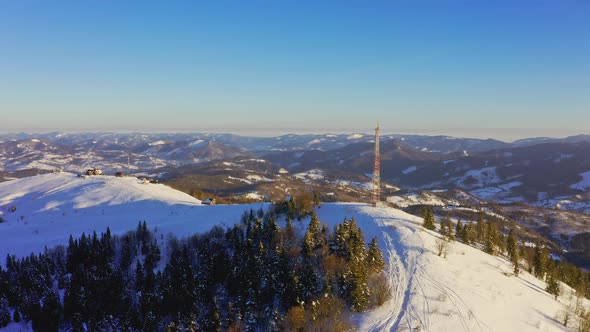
[457,167,502,188]
[148,140,166,146]
[387,192,451,207]
[347,133,364,140]
[294,169,325,182]
[227,176,253,184]
[570,170,590,191]
[0,174,586,331]
[188,139,205,147]
[308,138,323,145]
[243,192,266,201]
[313,204,586,332]
[402,166,417,175]
[469,181,523,200]
[554,154,573,163]
[248,159,267,163]
[245,174,273,182]
[278,168,289,174]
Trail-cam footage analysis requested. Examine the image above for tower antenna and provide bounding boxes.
[372,122,381,207]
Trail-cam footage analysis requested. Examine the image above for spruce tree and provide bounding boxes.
[0,298,10,328]
[475,212,485,243]
[546,269,561,300]
[422,207,436,231]
[507,229,517,259]
[484,220,498,255]
[512,245,520,276]
[366,237,385,275]
[533,243,548,279]
[455,220,463,241]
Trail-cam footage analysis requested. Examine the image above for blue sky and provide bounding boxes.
[0,1,588,141]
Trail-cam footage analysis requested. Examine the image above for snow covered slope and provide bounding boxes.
[316,205,586,332]
[0,174,586,331]
[0,173,263,259]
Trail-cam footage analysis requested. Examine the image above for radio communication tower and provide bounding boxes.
[372,123,381,207]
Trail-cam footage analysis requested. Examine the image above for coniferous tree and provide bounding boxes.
[366,237,385,275]
[507,229,517,259]
[422,207,436,231]
[313,192,321,206]
[475,212,485,243]
[484,220,499,255]
[534,243,549,279]
[440,217,450,238]
[546,268,561,300]
[455,220,463,241]
[0,298,10,328]
[512,245,520,276]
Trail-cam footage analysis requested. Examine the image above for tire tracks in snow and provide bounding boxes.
[364,221,426,332]
[411,230,490,332]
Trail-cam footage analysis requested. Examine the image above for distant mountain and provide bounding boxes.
[513,134,590,147]
[0,136,249,173]
[392,142,590,212]
[263,139,439,177]
[1,132,590,214]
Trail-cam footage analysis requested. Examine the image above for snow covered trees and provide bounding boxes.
[0,205,389,331]
[367,237,385,275]
[0,298,10,328]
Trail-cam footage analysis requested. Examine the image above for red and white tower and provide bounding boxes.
[371,123,380,207]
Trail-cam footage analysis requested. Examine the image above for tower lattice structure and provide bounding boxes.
[372,124,380,207]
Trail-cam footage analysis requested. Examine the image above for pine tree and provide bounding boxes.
[313,192,321,206]
[455,220,463,241]
[422,207,436,231]
[507,229,520,276]
[366,237,385,275]
[302,211,323,256]
[533,243,548,279]
[484,220,499,255]
[476,212,485,243]
[461,222,477,244]
[512,246,520,276]
[440,217,449,238]
[546,269,561,300]
[507,229,517,259]
[0,298,10,328]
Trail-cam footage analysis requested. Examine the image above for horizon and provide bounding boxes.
[0,128,588,144]
[1,1,589,141]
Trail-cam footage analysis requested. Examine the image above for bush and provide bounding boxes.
[369,272,391,307]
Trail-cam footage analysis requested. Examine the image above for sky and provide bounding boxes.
[0,1,589,141]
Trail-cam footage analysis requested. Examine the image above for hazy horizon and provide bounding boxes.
[1,126,588,143]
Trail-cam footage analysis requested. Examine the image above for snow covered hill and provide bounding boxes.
[0,174,587,331]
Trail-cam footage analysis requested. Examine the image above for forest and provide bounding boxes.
[0,204,387,331]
